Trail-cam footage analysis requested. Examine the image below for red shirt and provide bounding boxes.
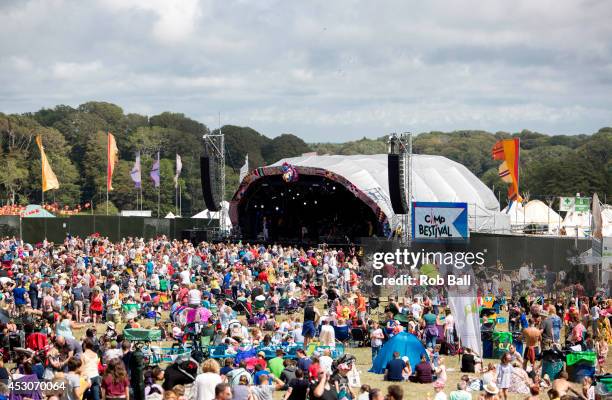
[102,375,129,397]
[308,363,321,380]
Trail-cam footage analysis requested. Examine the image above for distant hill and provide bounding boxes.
[0,101,609,215]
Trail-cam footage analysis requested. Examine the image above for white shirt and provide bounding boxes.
[411,303,422,319]
[180,269,191,285]
[194,372,222,400]
[371,328,384,347]
[188,289,202,305]
[434,392,447,400]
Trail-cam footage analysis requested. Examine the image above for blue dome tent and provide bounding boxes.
[369,332,429,373]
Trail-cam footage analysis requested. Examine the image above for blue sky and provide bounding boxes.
[1,0,611,141]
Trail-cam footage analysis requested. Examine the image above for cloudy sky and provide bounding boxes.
[1,0,611,141]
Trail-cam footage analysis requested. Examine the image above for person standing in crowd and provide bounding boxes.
[496,353,512,400]
[194,359,223,400]
[101,358,130,400]
[370,321,384,363]
[302,299,320,347]
[213,383,232,400]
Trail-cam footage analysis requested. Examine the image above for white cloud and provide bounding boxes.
[51,61,103,80]
[99,0,203,44]
[0,0,610,141]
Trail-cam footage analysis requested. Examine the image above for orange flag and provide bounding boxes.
[107,132,119,191]
[491,138,522,202]
[35,136,60,192]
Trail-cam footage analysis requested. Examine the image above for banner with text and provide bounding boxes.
[412,202,468,240]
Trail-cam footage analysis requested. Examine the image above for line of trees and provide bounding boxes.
[0,101,609,216]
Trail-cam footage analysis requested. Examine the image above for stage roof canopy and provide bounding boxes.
[231,153,504,232]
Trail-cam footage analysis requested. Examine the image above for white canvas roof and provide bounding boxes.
[502,200,563,233]
[193,201,232,231]
[561,204,612,237]
[267,154,504,232]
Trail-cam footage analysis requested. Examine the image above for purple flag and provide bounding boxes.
[150,152,160,188]
[130,152,142,189]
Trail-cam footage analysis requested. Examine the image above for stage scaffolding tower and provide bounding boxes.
[202,128,226,237]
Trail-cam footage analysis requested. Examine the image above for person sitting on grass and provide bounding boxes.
[409,354,434,384]
[384,352,410,382]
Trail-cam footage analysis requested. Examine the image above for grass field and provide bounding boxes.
[61,307,606,400]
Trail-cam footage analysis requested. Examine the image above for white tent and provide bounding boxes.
[501,200,563,234]
[502,201,525,226]
[603,205,612,237]
[562,210,591,237]
[164,212,176,219]
[561,204,612,238]
[193,201,231,231]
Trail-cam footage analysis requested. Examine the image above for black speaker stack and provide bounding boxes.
[200,156,221,212]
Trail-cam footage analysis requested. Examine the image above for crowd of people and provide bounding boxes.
[0,235,609,400]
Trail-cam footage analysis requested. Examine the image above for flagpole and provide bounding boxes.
[179,184,182,217]
[157,186,160,218]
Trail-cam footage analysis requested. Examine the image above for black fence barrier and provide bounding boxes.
[360,233,594,296]
[0,216,219,243]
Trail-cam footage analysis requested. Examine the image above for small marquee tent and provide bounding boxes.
[369,331,428,373]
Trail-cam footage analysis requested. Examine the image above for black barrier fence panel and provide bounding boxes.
[119,217,145,239]
[143,219,157,239]
[45,218,69,242]
[469,233,590,271]
[69,216,96,239]
[360,234,595,297]
[4,215,219,242]
[94,216,121,242]
[0,216,20,238]
[21,218,46,244]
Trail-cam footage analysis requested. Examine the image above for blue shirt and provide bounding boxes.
[385,358,406,381]
[297,357,312,373]
[13,287,27,305]
[520,313,529,329]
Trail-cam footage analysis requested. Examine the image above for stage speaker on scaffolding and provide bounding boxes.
[200,156,221,211]
[388,134,410,214]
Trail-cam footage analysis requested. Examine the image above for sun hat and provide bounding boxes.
[484,383,499,395]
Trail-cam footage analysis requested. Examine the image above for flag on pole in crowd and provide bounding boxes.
[35,136,60,192]
[107,132,119,191]
[174,154,182,188]
[492,138,522,202]
[130,152,142,189]
[239,153,249,182]
[150,152,160,188]
[447,294,482,356]
[592,193,603,240]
